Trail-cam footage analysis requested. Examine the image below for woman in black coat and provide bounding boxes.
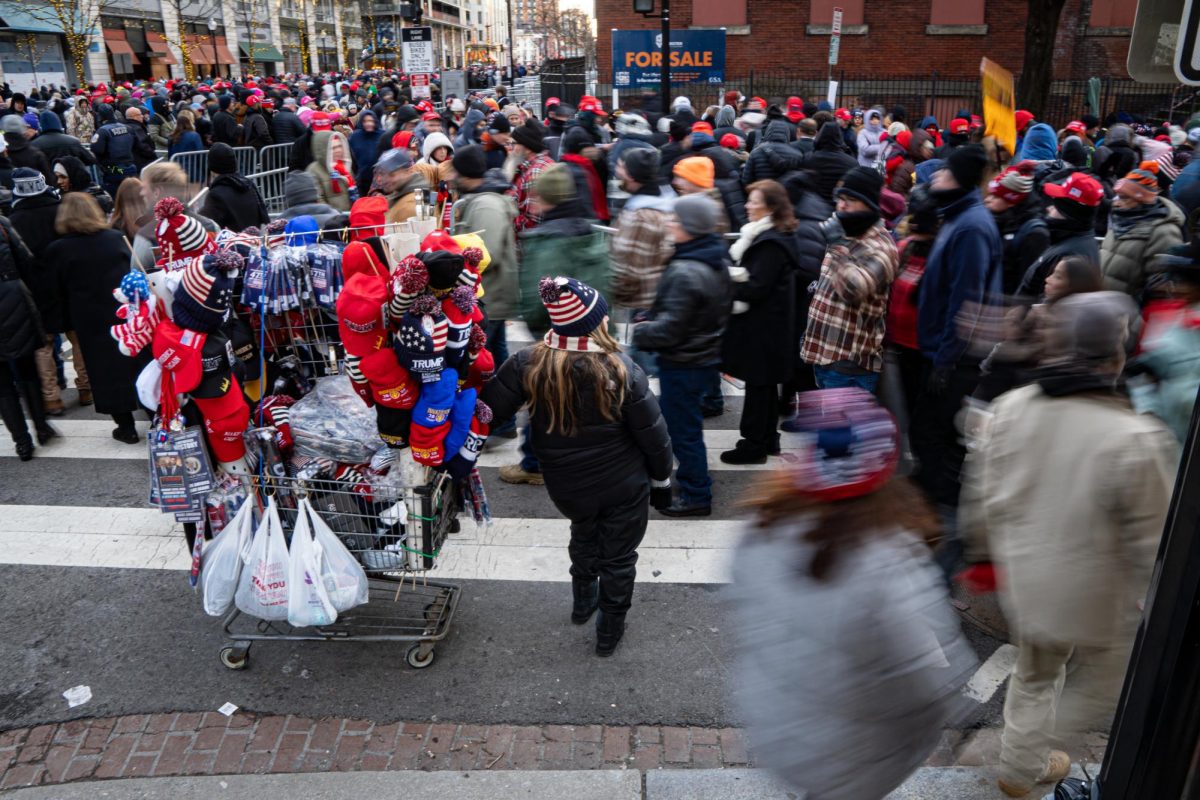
[44,192,149,443]
[0,214,53,459]
[720,179,804,464]
[780,170,833,398]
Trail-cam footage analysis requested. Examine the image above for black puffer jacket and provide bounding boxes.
[781,171,832,336]
[744,120,805,185]
[632,233,732,368]
[802,122,858,204]
[9,190,63,332]
[201,173,270,232]
[1015,217,1101,298]
[0,215,42,360]
[482,348,673,503]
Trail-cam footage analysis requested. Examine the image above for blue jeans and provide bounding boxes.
[520,422,540,473]
[701,368,723,414]
[813,365,880,392]
[657,366,712,505]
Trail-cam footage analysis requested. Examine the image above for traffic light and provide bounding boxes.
[400,1,422,23]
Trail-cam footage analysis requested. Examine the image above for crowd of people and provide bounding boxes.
[0,71,1195,797]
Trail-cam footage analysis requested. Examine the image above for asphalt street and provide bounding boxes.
[0,384,1008,735]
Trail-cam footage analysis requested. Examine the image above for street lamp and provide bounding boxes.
[320,28,329,72]
[207,18,217,79]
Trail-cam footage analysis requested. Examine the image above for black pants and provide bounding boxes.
[552,483,650,617]
[739,382,780,457]
[0,354,37,399]
[909,359,979,509]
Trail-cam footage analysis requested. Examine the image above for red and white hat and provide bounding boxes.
[154,197,215,268]
[785,388,899,503]
[539,276,608,342]
[1044,171,1104,207]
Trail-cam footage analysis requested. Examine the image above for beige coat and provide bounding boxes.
[972,383,1177,647]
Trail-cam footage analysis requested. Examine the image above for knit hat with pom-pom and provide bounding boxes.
[155,197,215,267]
[172,250,242,333]
[442,284,481,369]
[539,276,609,348]
[1115,160,1162,204]
[388,254,429,322]
[394,292,449,381]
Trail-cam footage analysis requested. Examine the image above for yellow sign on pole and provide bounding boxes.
[980,57,1017,159]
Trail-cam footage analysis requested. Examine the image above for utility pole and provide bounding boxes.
[660,0,668,110]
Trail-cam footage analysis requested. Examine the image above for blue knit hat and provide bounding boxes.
[539,276,608,340]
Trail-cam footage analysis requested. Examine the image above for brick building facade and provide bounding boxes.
[596,0,1137,82]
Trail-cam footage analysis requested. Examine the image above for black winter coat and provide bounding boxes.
[1015,220,1101,298]
[993,200,1051,295]
[242,110,272,150]
[44,229,148,413]
[201,174,270,232]
[211,110,240,146]
[271,109,306,145]
[129,122,157,169]
[632,234,732,368]
[482,348,673,505]
[0,215,43,361]
[32,132,95,166]
[9,191,63,331]
[5,133,51,180]
[802,123,858,204]
[744,141,805,185]
[721,227,804,385]
[786,184,832,341]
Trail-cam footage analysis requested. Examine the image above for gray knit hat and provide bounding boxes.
[674,194,719,236]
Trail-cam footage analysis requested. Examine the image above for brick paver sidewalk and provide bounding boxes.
[0,714,752,790]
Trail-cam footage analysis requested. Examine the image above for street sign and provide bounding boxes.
[1129,0,1184,82]
[829,6,842,66]
[611,29,726,87]
[441,69,466,100]
[1179,0,1200,82]
[402,26,434,73]
[410,72,431,99]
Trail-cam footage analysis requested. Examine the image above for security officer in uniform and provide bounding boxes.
[90,103,138,198]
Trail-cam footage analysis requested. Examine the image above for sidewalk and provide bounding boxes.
[0,712,1106,794]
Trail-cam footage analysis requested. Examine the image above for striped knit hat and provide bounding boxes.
[154,197,215,267]
[393,293,449,381]
[785,388,899,503]
[988,161,1035,204]
[171,251,241,333]
[1115,160,1161,203]
[539,276,609,350]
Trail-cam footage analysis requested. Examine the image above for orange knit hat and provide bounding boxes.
[1115,160,1161,203]
[673,156,715,189]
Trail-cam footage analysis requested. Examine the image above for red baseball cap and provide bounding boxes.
[545,96,561,108]
[578,95,604,114]
[719,133,741,149]
[421,111,441,122]
[310,111,332,130]
[1065,120,1087,135]
[949,118,970,135]
[786,96,804,122]
[835,108,852,122]
[1043,172,1103,207]
[245,94,261,107]
[1015,109,1035,132]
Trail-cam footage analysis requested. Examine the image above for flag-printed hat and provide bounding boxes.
[394,293,449,381]
[539,276,608,339]
[785,388,899,503]
[171,251,241,333]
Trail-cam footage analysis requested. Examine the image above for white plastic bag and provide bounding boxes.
[234,496,291,620]
[200,497,254,616]
[287,501,338,627]
[304,498,370,612]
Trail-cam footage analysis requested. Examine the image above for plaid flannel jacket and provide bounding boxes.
[610,203,675,309]
[507,152,556,233]
[800,222,899,373]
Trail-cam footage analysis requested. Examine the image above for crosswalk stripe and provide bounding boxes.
[0,505,745,583]
[19,420,803,472]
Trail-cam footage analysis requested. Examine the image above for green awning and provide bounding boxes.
[239,41,285,62]
[0,3,72,34]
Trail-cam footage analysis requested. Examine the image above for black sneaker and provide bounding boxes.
[658,500,711,517]
[112,427,141,445]
[719,447,767,465]
[701,406,724,418]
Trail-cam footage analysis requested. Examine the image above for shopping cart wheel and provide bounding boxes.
[219,646,249,670]
[405,643,436,669]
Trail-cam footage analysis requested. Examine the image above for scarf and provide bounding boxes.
[331,159,355,195]
[560,153,609,224]
[1109,200,1168,238]
[543,330,604,351]
[1034,362,1120,397]
[729,215,775,264]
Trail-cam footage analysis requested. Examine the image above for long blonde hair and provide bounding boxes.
[522,326,628,436]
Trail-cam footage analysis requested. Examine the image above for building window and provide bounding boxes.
[809,0,862,26]
[930,0,984,26]
[692,0,745,27]
[1090,0,1136,28]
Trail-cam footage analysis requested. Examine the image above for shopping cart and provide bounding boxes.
[219,469,462,671]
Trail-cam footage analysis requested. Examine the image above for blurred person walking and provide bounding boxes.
[969,292,1176,797]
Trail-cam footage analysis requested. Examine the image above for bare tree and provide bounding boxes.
[14,0,112,85]
[160,0,225,80]
[1016,0,1068,120]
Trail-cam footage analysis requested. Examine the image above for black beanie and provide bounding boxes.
[209,142,238,175]
[451,144,487,179]
[621,147,660,185]
[834,166,884,213]
[511,120,545,152]
[1051,195,1098,226]
[946,144,988,190]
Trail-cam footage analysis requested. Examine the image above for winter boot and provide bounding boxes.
[595,611,626,657]
[0,395,33,461]
[19,381,59,445]
[571,578,599,624]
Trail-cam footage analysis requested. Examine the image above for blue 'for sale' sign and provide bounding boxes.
[612,29,726,88]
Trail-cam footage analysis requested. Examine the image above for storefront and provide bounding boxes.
[0,3,71,90]
[239,41,285,76]
[144,30,178,80]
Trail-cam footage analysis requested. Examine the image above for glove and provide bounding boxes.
[925,366,952,397]
[650,479,672,510]
[818,214,846,244]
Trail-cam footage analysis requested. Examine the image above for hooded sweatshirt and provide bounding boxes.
[305,130,355,212]
[1015,123,1059,162]
[856,110,886,168]
[349,110,384,188]
[804,122,858,204]
[453,108,486,149]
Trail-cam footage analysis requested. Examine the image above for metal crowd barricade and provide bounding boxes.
[171,150,209,186]
[233,146,258,176]
[251,143,293,217]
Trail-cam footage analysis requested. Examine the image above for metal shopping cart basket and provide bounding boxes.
[219,469,462,671]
